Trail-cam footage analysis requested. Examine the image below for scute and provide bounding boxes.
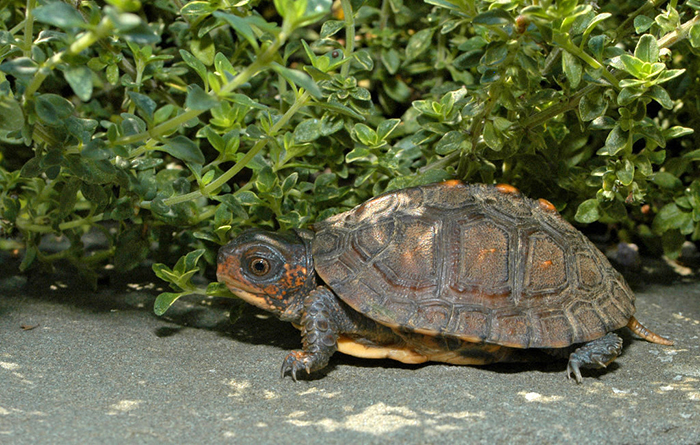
[311,182,635,349]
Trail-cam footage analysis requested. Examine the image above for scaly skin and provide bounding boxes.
[281,287,339,380]
[566,333,624,383]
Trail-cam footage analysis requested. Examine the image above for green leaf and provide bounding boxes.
[353,50,374,71]
[293,118,322,143]
[115,228,149,271]
[213,11,259,50]
[256,166,277,193]
[180,1,215,22]
[579,91,607,121]
[320,20,344,38]
[162,136,205,165]
[406,28,434,61]
[599,125,628,156]
[483,121,503,151]
[635,34,659,63]
[270,63,323,99]
[186,84,219,110]
[180,49,208,84]
[153,292,185,316]
[181,248,206,273]
[562,51,582,88]
[206,282,235,298]
[106,8,160,44]
[33,3,86,29]
[666,126,694,140]
[575,199,600,223]
[128,91,157,121]
[190,36,215,66]
[0,58,38,77]
[615,55,645,78]
[0,95,24,131]
[582,13,611,39]
[690,24,700,48]
[647,85,673,109]
[20,157,43,178]
[216,195,248,220]
[473,9,513,25]
[35,94,74,125]
[617,86,644,107]
[650,172,681,189]
[353,123,377,146]
[377,119,401,141]
[346,147,374,164]
[58,179,80,219]
[616,159,634,186]
[652,203,692,234]
[435,131,464,155]
[381,48,401,75]
[64,67,93,102]
[634,15,654,33]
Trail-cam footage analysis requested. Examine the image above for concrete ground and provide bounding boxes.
[0,255,698,444]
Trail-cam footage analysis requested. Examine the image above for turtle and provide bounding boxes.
[216,180,674,382]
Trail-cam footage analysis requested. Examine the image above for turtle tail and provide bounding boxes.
[626,316,674,346]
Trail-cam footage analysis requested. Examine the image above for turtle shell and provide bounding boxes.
[311,181,635,349]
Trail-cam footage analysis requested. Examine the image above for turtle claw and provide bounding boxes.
[281,351,313,381]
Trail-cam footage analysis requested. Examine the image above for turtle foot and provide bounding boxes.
[281,351,314,381]
[566,333,623,384]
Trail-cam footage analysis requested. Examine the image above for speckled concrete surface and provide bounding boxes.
[1,261,698,444]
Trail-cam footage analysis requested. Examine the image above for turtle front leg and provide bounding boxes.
[566,333,623,383]
[281,287,340,380]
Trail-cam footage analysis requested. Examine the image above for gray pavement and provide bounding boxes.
[1,259,699,444]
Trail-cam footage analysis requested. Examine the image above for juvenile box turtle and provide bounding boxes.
[217,181,673,382]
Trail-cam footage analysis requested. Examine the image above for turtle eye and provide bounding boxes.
[249,257,270,276]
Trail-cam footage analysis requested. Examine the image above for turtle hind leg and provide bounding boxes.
[627,316,674,346]
[566,333,623,384]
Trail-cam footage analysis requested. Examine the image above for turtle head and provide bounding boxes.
[217,229,315,321]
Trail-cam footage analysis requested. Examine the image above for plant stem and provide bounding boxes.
[17,213,105,234]
[658,13,700,48]
[24,0,35,58]
[340,0,355,78]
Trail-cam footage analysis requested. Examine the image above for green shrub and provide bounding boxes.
[0,0,698,313]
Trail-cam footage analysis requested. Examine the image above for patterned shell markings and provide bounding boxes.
[311,181,636,349]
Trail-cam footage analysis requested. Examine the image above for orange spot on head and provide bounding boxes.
[538,198,556,212]
[443,179,463,188]
[495,183,520,195]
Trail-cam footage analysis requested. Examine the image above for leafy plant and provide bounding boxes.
[1,0,698,315]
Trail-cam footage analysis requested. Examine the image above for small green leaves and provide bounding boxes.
[152,249,212,315]
[3,0,700,309]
